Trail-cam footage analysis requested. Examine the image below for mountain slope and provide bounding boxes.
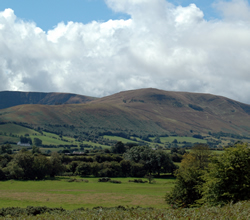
[0,91,96,109]
[0,88,250,136]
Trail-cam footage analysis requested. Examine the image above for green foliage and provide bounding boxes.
[32,155,51,180]
[75,162,92,176]
[111,141,126,154]
[20,135,32,144]
[166,144,210,208]
[0,144,12,154]
[125,146,176,175]
[49,152,65,177]
[145,174,154,184]
[0,168,6,180]
[201,143,250,206]
[98,177,111,182]
[0,206,66,217]
[31,146,41,154]
[3,152,51,180]
[1,202,250,219]
[33,137,42,146]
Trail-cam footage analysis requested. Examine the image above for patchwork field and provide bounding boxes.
[0,177,175,209]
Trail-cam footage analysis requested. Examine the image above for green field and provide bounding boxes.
[103,135,138,144]
[159,136,207,144]
[0,123,110,149]
[0,177,175,209]
[0,124,40,136]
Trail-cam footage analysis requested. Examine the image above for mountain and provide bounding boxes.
[0,91,96,109]
[0,88,250,137]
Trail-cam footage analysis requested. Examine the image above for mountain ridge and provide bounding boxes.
[0,91,97,110]
[1,88,250,137]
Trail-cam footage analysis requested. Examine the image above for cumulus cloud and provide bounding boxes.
[0,0,250,104]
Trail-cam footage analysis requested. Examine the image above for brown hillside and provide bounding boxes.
[0,88,250,136]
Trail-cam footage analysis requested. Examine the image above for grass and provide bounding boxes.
[0,123,111,149]
[0,177,175,209]
[0,124,40,136]
[160,136,207,144]
[103,135,138,144]
[0,135,19,144]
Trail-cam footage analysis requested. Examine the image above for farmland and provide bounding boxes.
[0,177,174,209]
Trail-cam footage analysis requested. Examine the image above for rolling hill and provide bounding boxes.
[0,88,250,137]
[0,91,96,109]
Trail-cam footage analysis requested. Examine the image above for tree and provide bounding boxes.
[166,144,210,208]
[124,146,151,163]
[125,146,176,176]
[76,162,91,176]
[49,152,65,177]
[120,160,131,177]
[33,155,51,179]
[20,136,32,145]
[0,168,6,180]
[34,138,42,146]
[0,144,12,154]
[3,160,24,179]
[201,143,250,206]
[68,161,79,174]
[153,136,161,143]
[111,141,126,154]
[9,151,35,180]
[32,146,41,154]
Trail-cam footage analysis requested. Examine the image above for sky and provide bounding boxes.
[0,0,250,104]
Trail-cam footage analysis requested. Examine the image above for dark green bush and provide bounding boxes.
[0,206,66,217]
[98,177,111,182]
[129,179,148,183]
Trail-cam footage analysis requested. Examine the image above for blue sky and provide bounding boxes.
[0,0,233,31]
[1,0,250,103]
[0,0,129,31]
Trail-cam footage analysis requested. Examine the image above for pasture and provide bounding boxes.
[0,177,175,210]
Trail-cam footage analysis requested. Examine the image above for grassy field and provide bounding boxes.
[0,124,40,136]
[0,177,175,210]
[103,135,138,144]
[160,136,207,144]
[0,123,110,149]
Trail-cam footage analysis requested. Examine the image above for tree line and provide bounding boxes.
[0,143,177,180]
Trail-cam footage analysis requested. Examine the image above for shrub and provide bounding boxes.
[98,177,111,182]
[109,180,122,184]
[129,179,148,183]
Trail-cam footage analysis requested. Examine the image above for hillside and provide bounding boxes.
[0,88,250,137]
[0,91,96,109]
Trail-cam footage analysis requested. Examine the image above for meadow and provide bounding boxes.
[0,177,175,210]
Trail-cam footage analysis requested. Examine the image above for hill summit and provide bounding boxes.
[0,88,250,137]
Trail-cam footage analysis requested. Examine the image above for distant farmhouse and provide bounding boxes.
[17,142,31,147]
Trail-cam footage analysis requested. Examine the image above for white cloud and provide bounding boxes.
[0,1,250,104]
[214,0,250,21]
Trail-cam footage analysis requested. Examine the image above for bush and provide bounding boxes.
[0,206,66,217]
[128,179,148,183]
[98,177,111,182]
[109,180,122,184]
[66,178,89,183]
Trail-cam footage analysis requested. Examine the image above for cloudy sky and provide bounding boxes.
[0,0,250,104]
